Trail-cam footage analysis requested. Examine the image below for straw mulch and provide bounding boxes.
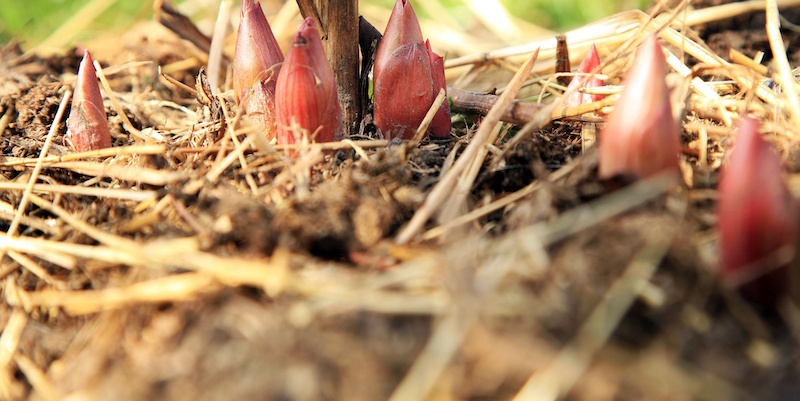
[3,0,800,399]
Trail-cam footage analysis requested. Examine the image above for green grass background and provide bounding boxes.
[0,0,153,46]
[0,0,650,47]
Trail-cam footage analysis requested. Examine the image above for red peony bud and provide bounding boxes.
[66,49,111,152]
[374,0,445,140]
[275,17,342,145]
[426,40,451,138]
[717,117,798,306]
[598,34,680,179]
[563,43,606,108]
[232,0,284,138]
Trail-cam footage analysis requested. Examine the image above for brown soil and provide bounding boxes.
[2,2,800,401]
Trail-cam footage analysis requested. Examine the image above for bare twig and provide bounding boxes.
[154,0,213,53]
[448,87,546,126]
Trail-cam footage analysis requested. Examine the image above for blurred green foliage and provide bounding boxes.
[0,0,649,47]
[502,0,650,29]
[365,0,650,29]
[0,0,153,46]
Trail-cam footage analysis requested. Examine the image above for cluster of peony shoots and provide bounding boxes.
[233,0,340,144]
[233,0,449,145]
[67,0,451,151]
[590,33,798,307]
[372,0,450,140]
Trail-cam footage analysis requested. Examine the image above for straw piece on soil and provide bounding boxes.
[341,139,370,160]
[0,309,28,400]
[14,353,61,401]
[408,88,447,148]
[206,134,256,183]
[766,0,800,126]
[0,234,144,268]
[8,272,222,315]
[729,48,769,76]
[7,250,68,290]
[40,161,187,186]
[305,289,448,317]
[0,209,63,238]
[93,60,143,140]
[0,144,166,167]
[27,193,142,250]
[0,182,158,201]
[421,154,576,241]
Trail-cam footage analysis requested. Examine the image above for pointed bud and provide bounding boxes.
[275,17,342,145]
[598,34,680,179]
[232,0,284,138]
[373,0,437,140]
[563,43,605,108]
[717,117,798,305]
[426,40,451,138]
[67,50,111,152]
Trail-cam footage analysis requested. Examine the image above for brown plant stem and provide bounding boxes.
[555,34,571,87]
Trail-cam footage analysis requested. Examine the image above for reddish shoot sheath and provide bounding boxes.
[232,0,284,139]
[563,43,605,108]
[717,117,798,306]
[373,0,450,140]
[275,18,342,146]
[67,50,111,152]
[598,34,680,180]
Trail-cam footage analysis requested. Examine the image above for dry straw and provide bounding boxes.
[3,0,800,399]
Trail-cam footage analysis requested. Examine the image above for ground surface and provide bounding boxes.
[2,1,800,400]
